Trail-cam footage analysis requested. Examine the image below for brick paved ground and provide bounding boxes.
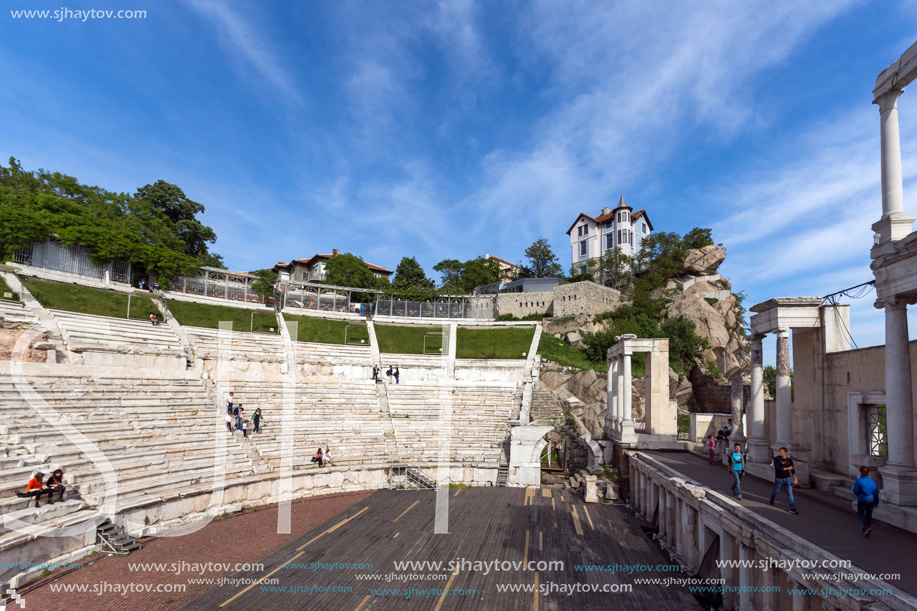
[16,490,372,611]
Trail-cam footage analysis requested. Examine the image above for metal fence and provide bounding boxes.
[12,239,131,284]
[281,282,496,320]
[170,267,264,304]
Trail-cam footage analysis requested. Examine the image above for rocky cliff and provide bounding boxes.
[536,244,750,430]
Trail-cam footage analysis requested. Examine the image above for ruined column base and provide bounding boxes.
[746,438,771,463]
[879,464,917,507]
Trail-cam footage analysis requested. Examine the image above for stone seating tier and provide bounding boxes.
[49,309,183,352]
[184,326,283,359]
[0,299,37,324]
[294,342,373,365]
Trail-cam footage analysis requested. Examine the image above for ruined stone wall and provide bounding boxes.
[0,326,52,363]
[496,291,554,318]
[553,281,620,318]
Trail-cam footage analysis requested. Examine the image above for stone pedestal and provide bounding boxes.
[584,475,598,503]
[851,453,888,488]
[747,438,772,464]
[879,464,917,507]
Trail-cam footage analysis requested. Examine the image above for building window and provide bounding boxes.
[642,222,647,233]
[606,234,614,250]
[617,229,622,245]
[868,404,887,457]
[579,241,587,257]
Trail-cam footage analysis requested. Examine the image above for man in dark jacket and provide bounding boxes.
[769,447,799,514]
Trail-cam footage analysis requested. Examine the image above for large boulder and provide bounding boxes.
[683,245,726,276]
[667,293,730,361]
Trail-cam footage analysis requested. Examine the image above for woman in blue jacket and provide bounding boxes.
[853,466,879,537]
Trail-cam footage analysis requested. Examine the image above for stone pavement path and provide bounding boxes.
[17,490,372,611]
[648,451,917,597]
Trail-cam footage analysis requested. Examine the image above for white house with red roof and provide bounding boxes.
[273,249,393,284]
[566,195,653,273]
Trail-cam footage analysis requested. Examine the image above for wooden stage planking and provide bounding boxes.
[178,488,700,611]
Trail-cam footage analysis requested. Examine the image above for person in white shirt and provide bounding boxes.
[226,392,234,415]
[322,447,333,467]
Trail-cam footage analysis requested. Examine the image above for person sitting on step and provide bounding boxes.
[46,468,66,503]
[16,472,49,507]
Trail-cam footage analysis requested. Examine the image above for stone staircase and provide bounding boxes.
[531,387,565,424]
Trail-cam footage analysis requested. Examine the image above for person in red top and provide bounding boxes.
[16,472,49,507]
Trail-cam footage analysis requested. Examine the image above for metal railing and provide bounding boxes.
[388,458,439,490]
[13,238,131,284]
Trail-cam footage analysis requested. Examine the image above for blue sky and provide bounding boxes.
[3,0,917,361]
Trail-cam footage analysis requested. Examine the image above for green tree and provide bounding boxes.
[461,257,501,293]
[0,158,224,284]
[600,248,633,289]
[684,227,714,249]
[135,180,219,260]
[391,257,434,291]
[323,252,376,289]
[433,259,464,292]
[764,365,776,398]
[523,238,563,278]
[250,269,277,303]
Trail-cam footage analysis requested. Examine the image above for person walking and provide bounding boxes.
[241,419,248,439]
[728,443,745,499]
[386,366,393,385]
[707,435,716,465]
[394,367,400,385]
[853,466,879,536]
[372,365,379,383]
[252,408,262,434]
[225,413,233,433]
[768,447,799,514]
[226,392,234,415]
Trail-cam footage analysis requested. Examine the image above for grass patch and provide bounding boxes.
[375,324,444,354]
[0,276,18,301]
[167,300,278,333]
[24,278,158,320]
[456,327,535,359]
[537,334,604,372]
[284,314,368,345]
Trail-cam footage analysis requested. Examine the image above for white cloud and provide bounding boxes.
[183,0,299,101]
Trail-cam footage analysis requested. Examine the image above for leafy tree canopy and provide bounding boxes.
[391,256,434,291]
[0,158,223,282]
[250,269,278,302]
[323,252,377,289]
[522,238,563,278]
[434,256,501,294]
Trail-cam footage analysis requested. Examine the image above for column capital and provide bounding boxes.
[878,295,916,310]
[776,327,789,338]
[750,333,766,343]
[874,87,905,112]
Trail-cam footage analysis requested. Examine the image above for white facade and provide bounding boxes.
[566,195,653,275]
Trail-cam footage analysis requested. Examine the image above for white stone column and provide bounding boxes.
[620,350,636,443]
[719,530,736,610]
[731,375,745,442]
[616,356,625,422]
[666,492,676,550]
[738,544,753,610]
[775,328,792,446]
[879,299,917,506]
[748,334,769,462]
[606,354,618,432]
[658,489,667,539]
[873,89,916,244]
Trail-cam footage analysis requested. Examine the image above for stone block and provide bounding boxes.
[584,475,598,503]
